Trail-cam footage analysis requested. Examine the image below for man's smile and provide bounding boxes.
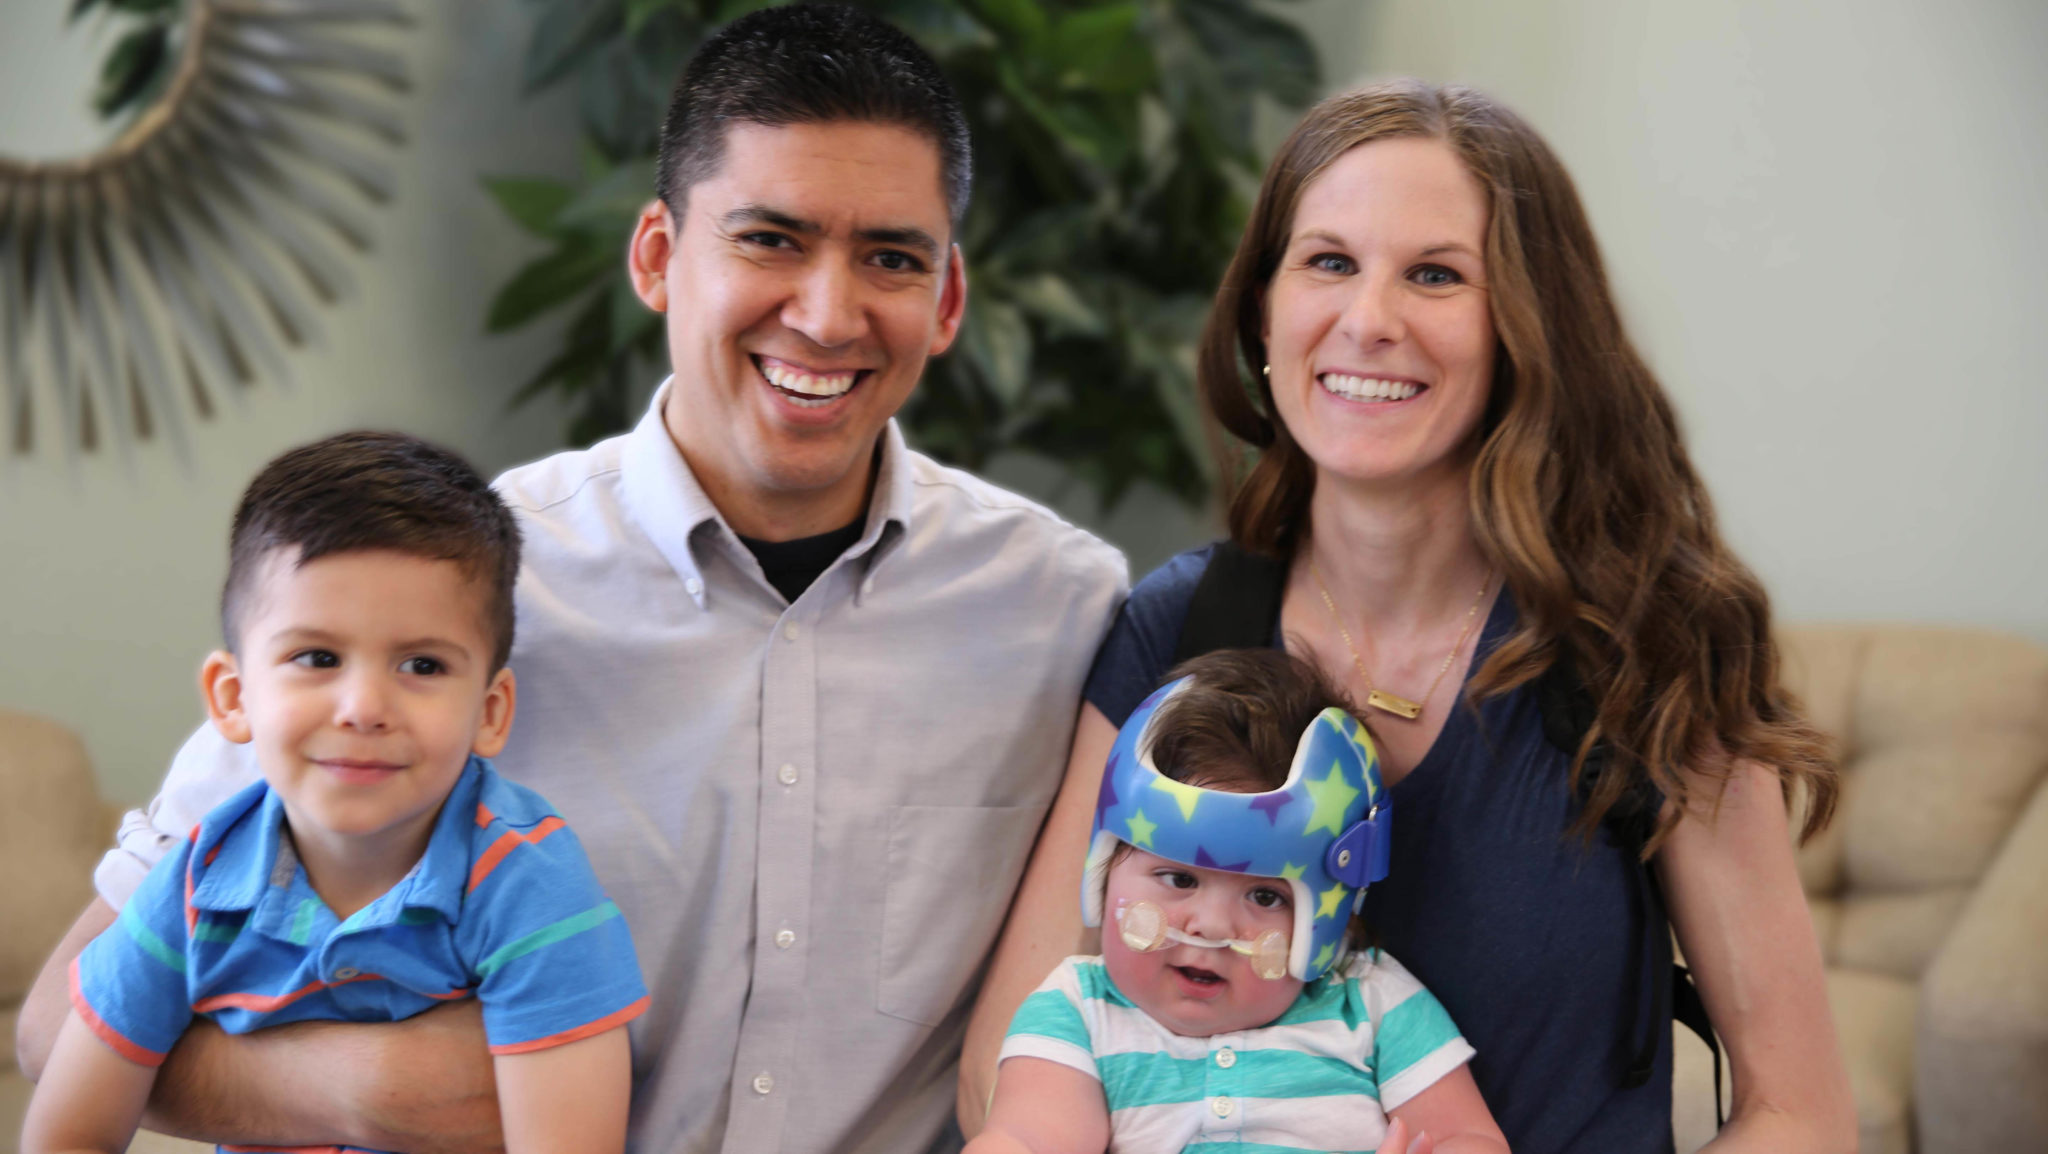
[754,354,872,409]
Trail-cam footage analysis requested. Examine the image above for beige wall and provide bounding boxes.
[1304,0,2048,643]
[0,1,582,801]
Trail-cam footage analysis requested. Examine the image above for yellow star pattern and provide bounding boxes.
[1317,882,1348,920]
[1314,942,1336,973]
[1150,775,1204,822]
[1279,863,1306,883]
[1125,808,1158,849]
[1303,761,1360,836]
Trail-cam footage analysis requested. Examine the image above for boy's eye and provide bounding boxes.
[1249,886,1290,909]
[399,656,445,676]
[290,650,339,669]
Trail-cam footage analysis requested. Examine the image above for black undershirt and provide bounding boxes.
[737,513,867,604]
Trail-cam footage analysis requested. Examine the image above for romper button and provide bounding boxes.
[1211,1095,1234,1118]
[1214,1047,1236,1068]
[333,967,359,980]
[752,1072,774,1095]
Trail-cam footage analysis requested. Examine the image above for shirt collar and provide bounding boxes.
[620,377,917,609]
[184,757,487,927]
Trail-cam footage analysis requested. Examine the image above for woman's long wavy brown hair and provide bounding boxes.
[1198,79,1836,851]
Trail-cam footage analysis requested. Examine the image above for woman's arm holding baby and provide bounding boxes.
[1384,1065,1510,1153]
[962,1057,1111,1154]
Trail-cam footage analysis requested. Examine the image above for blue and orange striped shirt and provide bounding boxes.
[71,755,648,1085]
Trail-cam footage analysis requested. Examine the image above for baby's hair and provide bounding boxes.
[221,431,522,670]
[1117,648,1376,952]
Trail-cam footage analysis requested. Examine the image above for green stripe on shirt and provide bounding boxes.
[119,906,186,974]
[1096,1048,1369,1109]
[477,901,623,978]
[1007,989,1091,1049]
[1374,986,1462,1084]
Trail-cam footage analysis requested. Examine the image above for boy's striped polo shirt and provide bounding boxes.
[71,755,648,1074]
[1001,951,1474,1153]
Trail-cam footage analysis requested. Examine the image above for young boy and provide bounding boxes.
[968,651,1509,1154]
[23,432,648,1154]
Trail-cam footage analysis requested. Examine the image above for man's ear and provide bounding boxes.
[628,199,677,313]
[927,242,968,356]
[200,650,253,745]
[471,667,517,759]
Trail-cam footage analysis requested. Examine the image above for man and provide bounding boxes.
[15,7,1127,1153]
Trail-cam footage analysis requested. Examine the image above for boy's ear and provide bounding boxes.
[200,650,254,744]
[471,667,517,759]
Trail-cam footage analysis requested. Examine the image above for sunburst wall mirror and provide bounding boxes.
[0,0,412,462]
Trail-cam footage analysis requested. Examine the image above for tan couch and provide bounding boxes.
[1674,627,2048,1154]
[0,708,205,1154]
[9,627,2046,1154]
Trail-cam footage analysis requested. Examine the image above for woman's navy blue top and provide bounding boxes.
[1084,544,1674,1154]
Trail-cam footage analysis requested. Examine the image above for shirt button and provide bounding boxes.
[333,967,359,981]
[774,928,796,949]
[1214,1046,1236,1068]
[783,622,800,641]
[1211,1095,1234,1118]
[777,763,799,785]
[752,1072,774,1095]
[685,577,703,596]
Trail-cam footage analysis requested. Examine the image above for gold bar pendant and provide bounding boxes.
[1366,688,1423,720]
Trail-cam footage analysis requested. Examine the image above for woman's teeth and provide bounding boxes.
[1321,374,1421,403]
[761,361,860,407]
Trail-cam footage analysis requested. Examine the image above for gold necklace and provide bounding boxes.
[1308,556,1493,721]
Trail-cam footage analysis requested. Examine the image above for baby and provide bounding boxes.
[971,650,1507,1154]
[23,432,647,1154]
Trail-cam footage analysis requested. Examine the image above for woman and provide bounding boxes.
[963,80,1855,1153]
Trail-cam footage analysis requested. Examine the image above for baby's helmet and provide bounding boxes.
[1082,676,1391,983]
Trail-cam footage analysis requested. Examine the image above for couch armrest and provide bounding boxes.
[1916,774,2048,1153]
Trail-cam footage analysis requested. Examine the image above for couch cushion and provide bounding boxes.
[1831,968,1917,1154]
[0,710,109,1005]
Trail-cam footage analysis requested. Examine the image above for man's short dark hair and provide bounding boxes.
[221,432,522,670]
[655,3,971,225]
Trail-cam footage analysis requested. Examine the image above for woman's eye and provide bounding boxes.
[1308,253,1356,275]
[290,650,339,669]
[1411,264,1461,287]
[399,656,445,676]
[1249,887,1289,909]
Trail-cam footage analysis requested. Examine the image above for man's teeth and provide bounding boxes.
[1321,374,1421,402]
[761,361,859,403]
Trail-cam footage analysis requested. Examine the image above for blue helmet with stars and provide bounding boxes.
[1082,675,1391,982]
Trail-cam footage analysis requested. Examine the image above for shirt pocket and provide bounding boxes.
[877,803,1050,1027]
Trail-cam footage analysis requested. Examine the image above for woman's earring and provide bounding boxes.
[1262,364,1271,377]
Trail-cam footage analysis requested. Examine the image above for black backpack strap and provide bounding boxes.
[1538,655,1724,1125]
[1170,540,1289,664]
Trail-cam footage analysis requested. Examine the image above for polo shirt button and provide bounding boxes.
[778,763,799,786]
[333,967,359,980]
[685,577,703,596]
[1211,1095,1234,1118]
[1214,1046,1236,1068]
[752,1072,774,1095]
[774,929,796,949]
[783,622,800,641]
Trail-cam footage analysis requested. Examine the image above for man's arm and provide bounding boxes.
[18,897,505,1153]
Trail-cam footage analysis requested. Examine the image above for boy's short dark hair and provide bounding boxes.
[1149,649,1359,793]
[221,431,522,670]
[654,3,972,225]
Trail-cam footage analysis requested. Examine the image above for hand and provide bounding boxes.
[1381,1116,1435,1154]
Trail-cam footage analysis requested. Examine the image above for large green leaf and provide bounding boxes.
[482,177,577,237]
[485,241,616,331]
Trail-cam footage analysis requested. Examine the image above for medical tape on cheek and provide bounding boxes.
[1114,900,1291,981]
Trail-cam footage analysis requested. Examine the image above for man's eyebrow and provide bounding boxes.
[721,205,821,235]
